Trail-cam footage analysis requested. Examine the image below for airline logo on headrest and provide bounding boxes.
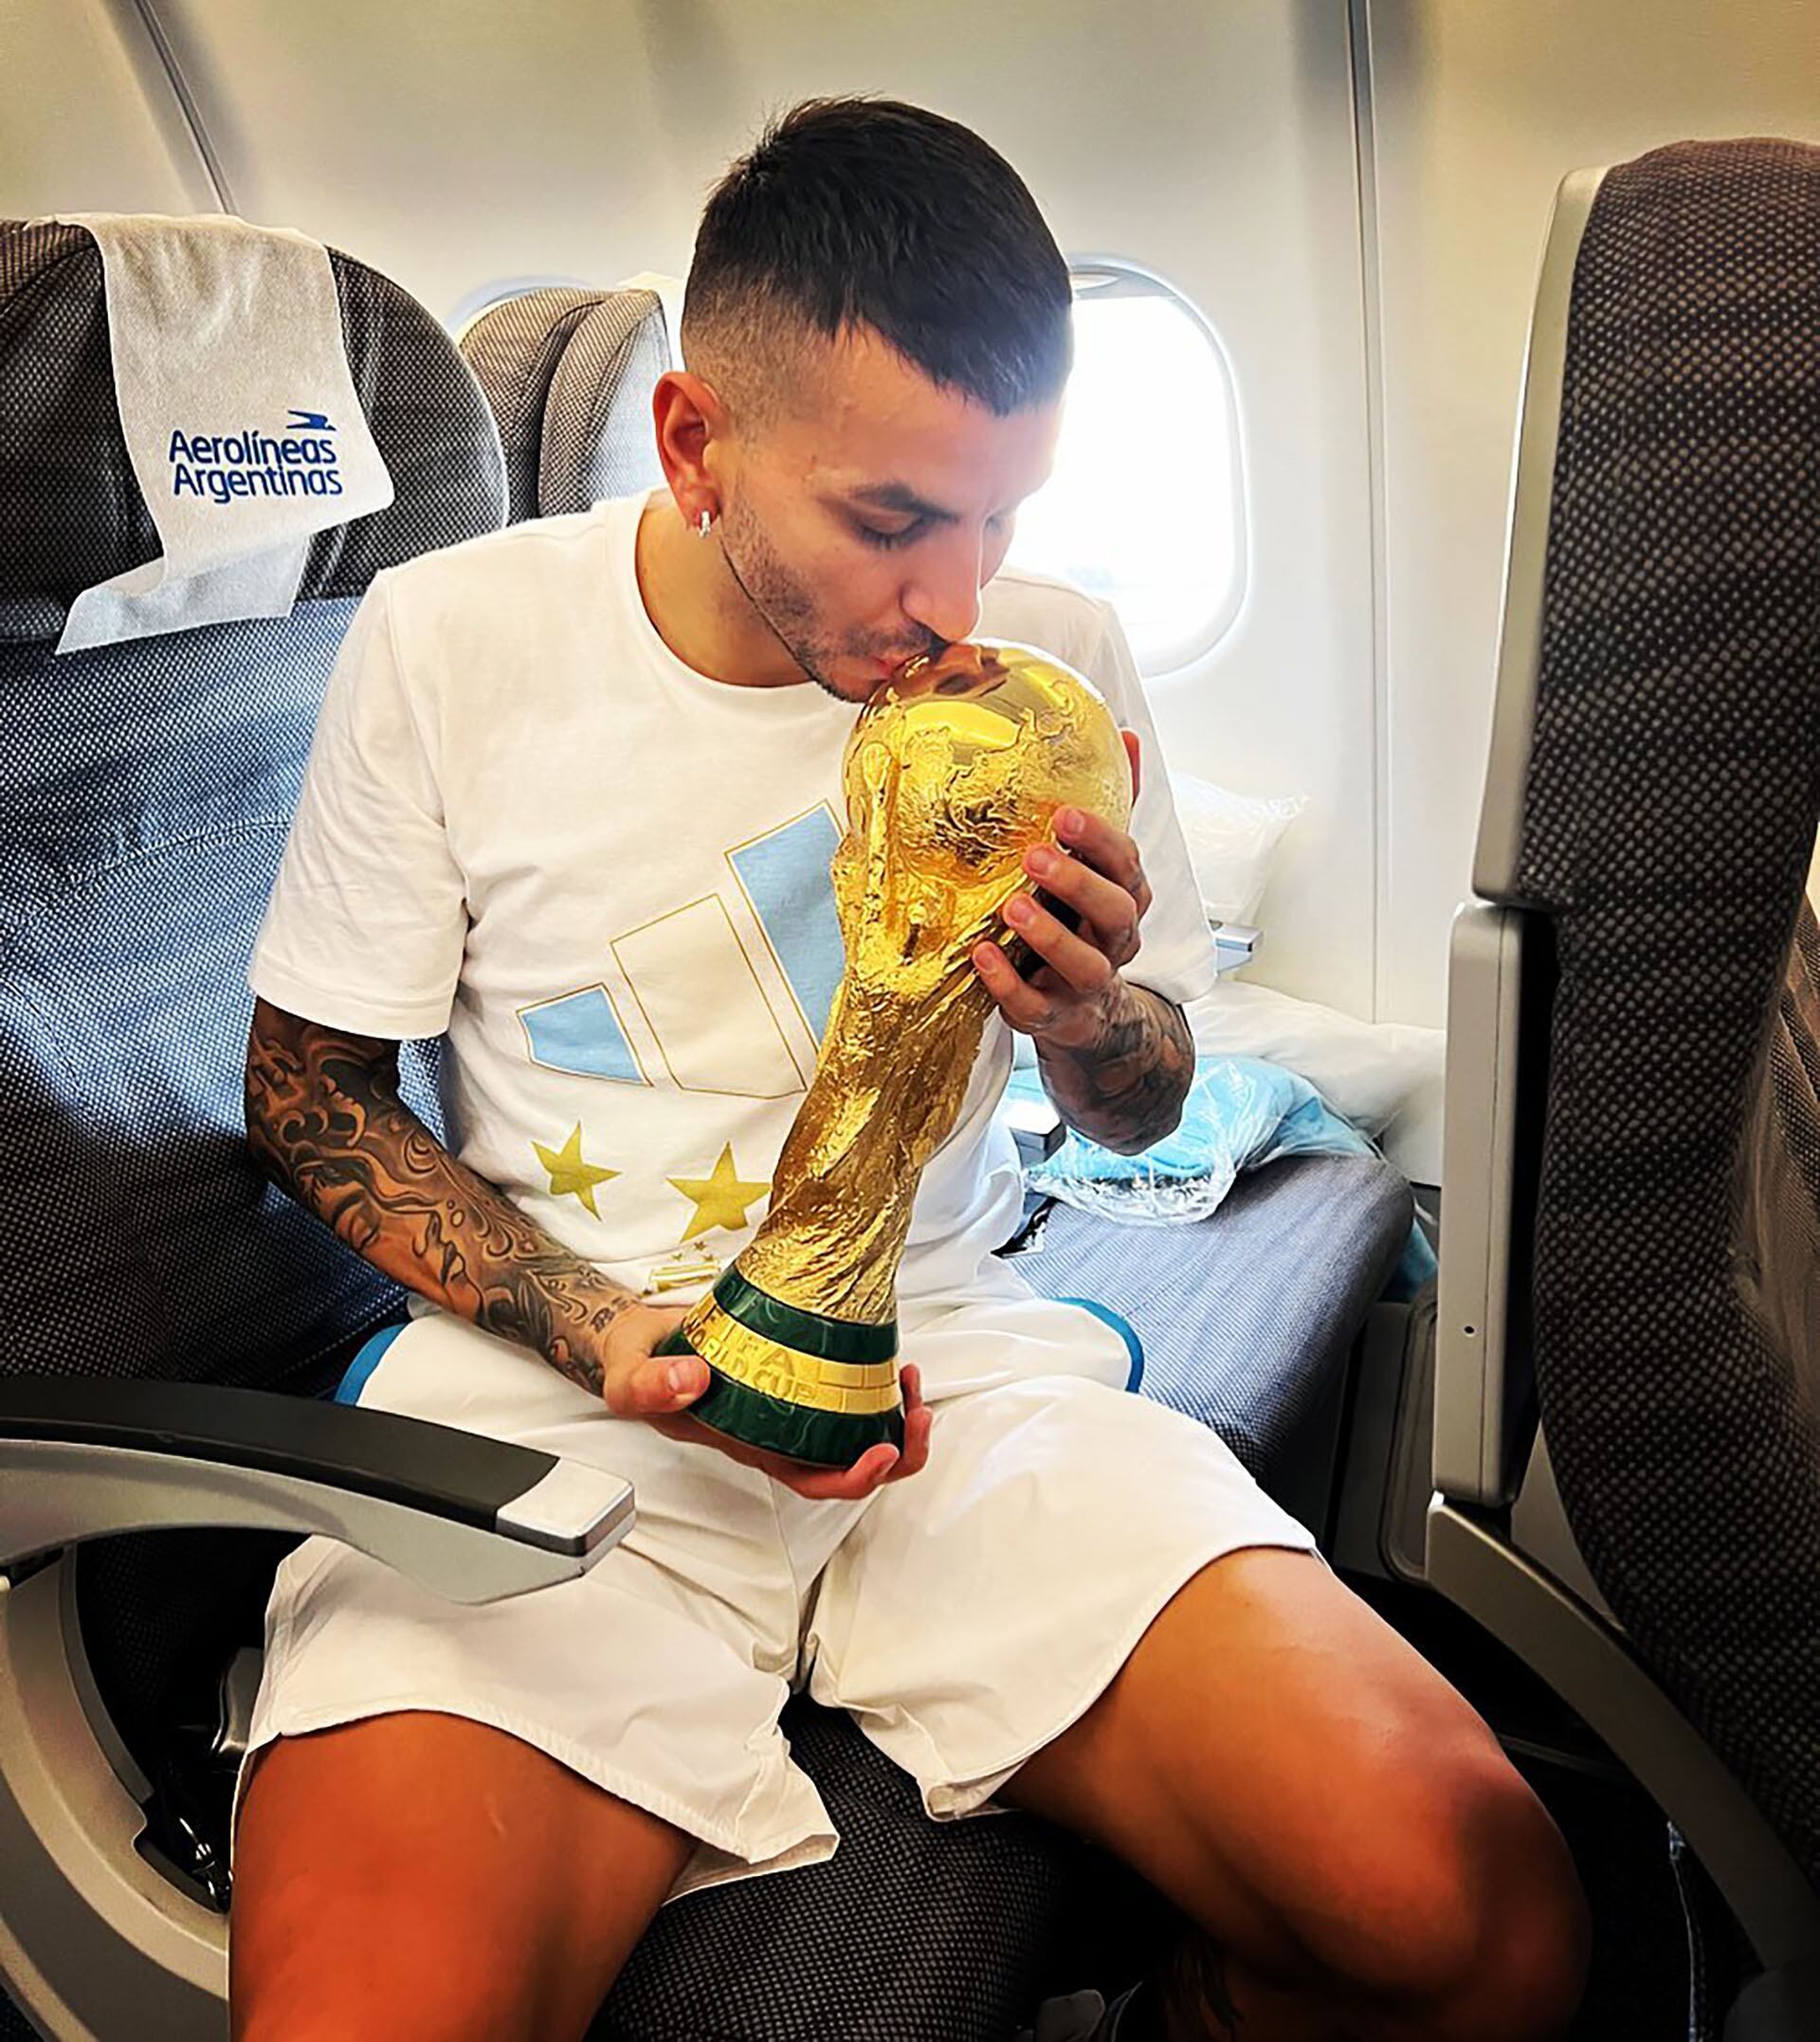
[166,411,345,506]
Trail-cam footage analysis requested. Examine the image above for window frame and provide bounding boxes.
[1021,255,1250,677]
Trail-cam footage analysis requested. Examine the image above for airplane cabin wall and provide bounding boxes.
[0,0,215,215]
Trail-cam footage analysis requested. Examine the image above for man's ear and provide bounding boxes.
[650,369,731,521]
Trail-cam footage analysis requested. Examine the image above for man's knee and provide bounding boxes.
[1301,1740,1590,2042]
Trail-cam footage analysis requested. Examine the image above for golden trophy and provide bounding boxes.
[660,640,1132,1465]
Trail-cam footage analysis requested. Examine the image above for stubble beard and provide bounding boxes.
[716,494,937,702]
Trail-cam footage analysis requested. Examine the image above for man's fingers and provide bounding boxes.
[1003,892,1119,993]
[1034,814,1153,949]
[887,1364,932,1482]
[615,1350,708,1417]
[1053,807,1148,902]
[1009,878,1127,979]
[1021,849,1143,965]
[661,1353,710,1406]
[645,1403,920,1501]
[796,1364,928,1495]
[780,1443,901,1501]
[972,938,1058,1032]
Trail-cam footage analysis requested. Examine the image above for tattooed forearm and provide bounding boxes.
[244,999,639,1394]
[1035,982,1194,1157]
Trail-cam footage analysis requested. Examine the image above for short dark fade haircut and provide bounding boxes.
[682,97,1073,418]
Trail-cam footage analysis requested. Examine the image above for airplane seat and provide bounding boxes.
[461,284,667,520]
[1429,138,1820,2041]
[0,228,1158,2042]
[0,218,655,2040]
[0,218,498,1387]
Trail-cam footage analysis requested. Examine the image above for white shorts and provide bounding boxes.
[239,1267,1316,1902]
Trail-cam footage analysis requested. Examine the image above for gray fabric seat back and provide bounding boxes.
[0,218,505,1400]
[1484,140,1820,1884]
[461,285,669,520]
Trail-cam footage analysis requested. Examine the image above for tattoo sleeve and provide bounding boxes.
[243,999,639,1395]
[1034,981,1195,1157]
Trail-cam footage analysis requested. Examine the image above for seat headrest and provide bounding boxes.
[461,286,667,520]
[1471,167,1607,902]
[0,219,506,636]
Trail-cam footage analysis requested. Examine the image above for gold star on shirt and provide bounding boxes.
[668,1143,771,1243]
[534,1123,620,1219]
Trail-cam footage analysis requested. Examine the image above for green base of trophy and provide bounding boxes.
[657,1268,904,1468]
[681,1360,906,1467]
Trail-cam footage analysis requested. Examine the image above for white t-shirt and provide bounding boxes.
[250,494,1218,1305]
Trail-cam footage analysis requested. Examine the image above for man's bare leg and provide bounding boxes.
[1006,1551,1590,2042]
[230,1710,693,2042]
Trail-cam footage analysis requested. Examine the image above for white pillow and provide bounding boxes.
[1168,770,1304,925]
[1186,978,1446,1184]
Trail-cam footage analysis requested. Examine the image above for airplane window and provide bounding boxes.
[1006,264,1247,676]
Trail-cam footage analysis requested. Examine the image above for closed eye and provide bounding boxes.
[854,519,926,551]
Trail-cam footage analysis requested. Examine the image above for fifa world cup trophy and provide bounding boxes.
[661,640,1132,1464]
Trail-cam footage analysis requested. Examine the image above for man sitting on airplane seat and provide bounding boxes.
[228,97,1588,2042]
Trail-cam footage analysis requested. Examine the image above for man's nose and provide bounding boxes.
[901,533,985,645]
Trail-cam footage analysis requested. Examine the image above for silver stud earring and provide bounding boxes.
[697,506,715,538]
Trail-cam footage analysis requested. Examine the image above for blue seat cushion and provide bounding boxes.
[1020,1152,1414,1487]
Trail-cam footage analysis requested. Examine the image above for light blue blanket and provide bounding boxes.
[1007,1053,1436,1300]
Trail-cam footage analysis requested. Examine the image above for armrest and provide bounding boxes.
[1434,903,1553,1506]
[1001,1088,1065,1167]
[0,1377,634,1604]
[1209,920,1262,974]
